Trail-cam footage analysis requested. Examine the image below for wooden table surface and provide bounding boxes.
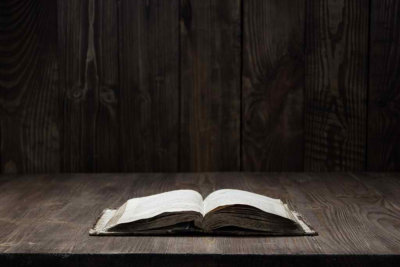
[0,173,399,266]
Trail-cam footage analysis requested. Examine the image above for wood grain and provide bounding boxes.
[0,0,59,173]
[242,0,305,171]
[59,0,120,172]
[180,0,241,171]
[3,0,400,173]
[304,0,369,171]
[58,0,92,171]
[92,0,121,171]
[281,173,400,254]
[368,0,400,171]
[119,0,179,171]
[0,173,399,266]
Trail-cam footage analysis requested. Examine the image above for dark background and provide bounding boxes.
[0,0,399,173]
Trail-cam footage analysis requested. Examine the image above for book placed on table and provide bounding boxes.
[90,189,316,236]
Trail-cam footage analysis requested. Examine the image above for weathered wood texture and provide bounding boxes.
[180,0,241,171]
[0,0,59,173]
[93,0,121,171]
[242,0,305,171]
[0,173,399,266]
[119,0,179,172]
[59,0,92,172]
[304,0,369,171]
[1,0,400,173]
[368,0,400,171]
[59,0,120,172]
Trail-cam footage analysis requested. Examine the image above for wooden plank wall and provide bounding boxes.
[0,0,399,173]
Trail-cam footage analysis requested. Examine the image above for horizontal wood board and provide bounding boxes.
[0,173,399,266]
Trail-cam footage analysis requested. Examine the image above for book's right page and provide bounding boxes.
[203,189,290,218]
[203,189,317,235]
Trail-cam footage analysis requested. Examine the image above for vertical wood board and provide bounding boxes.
[305,0,369,171]
[180,0,241,171]
[242,0,305,171]
[119,0,180,171]
[0,0,59,173]
[368,0,400,171]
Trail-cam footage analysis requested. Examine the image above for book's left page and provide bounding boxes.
[90,190,204,235]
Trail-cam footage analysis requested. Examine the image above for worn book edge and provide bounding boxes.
[284,204,316,235]
[89,209,117,235]
[89,206,317,236]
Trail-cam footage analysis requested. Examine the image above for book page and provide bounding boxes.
[203,189,291,219]
[107,190,204,228]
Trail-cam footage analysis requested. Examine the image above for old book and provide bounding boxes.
[89,189,316,236]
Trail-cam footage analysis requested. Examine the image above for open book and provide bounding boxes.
[90,189,316,236]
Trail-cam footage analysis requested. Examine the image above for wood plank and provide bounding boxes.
[355,173,400,252]
[0,173,400,266]
[59,0,120,172]
[368,0,400,171]
[304,0,369,171]
[119,0,179,171]
[58,0,92,171]
[0,0,59,173]
[281,173,400,254]
[362,173,400,202]
[180,0,241,171]
[92,0,120,171]
[242,0,305,171]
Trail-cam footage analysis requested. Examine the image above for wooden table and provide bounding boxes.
[0,173,399,266]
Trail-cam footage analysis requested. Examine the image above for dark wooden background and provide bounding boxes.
[0,0,399,173]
